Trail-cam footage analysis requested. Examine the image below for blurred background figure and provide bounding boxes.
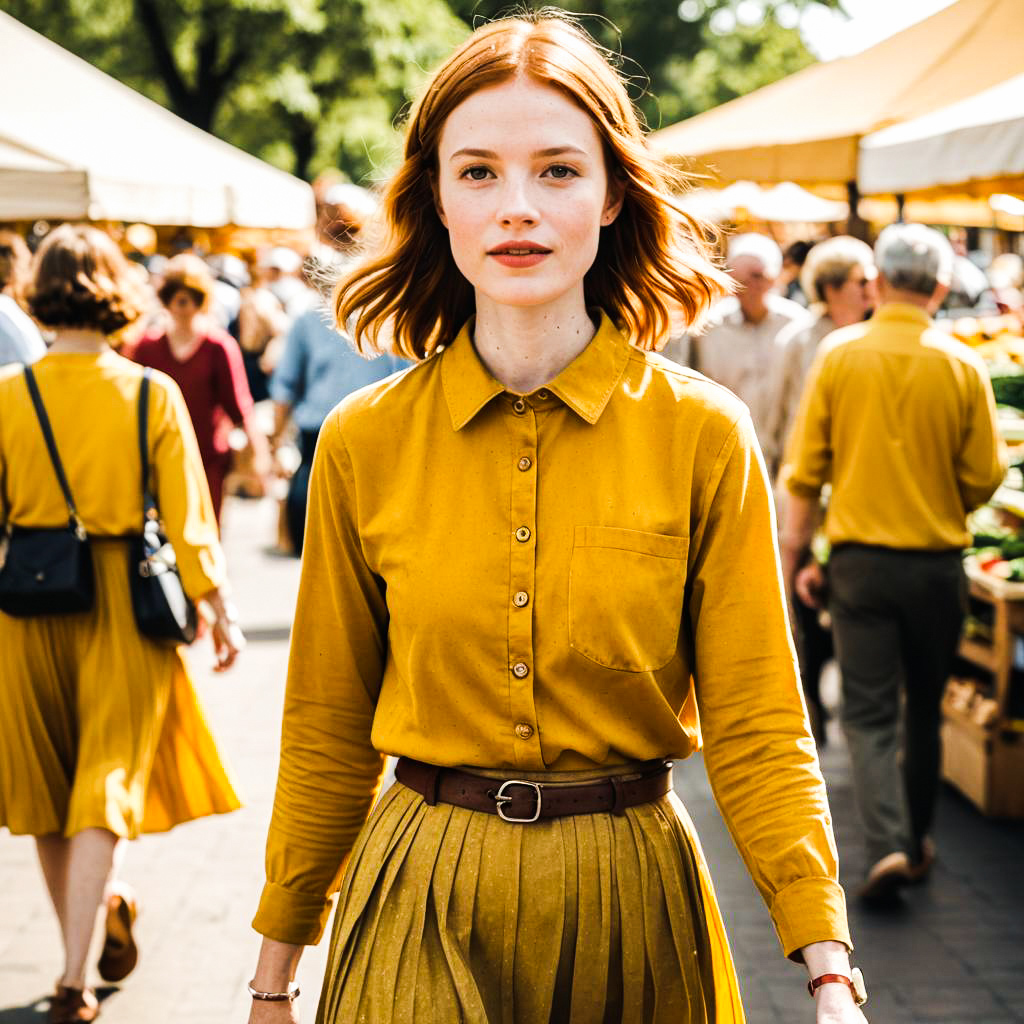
[127,254,271,524]
[269,184,400,555]
[767,235,877,745]
[989,252,1024,320]
[260,245,315,320]
[237,256,292,403]
[780,238,816,307]
[206,252,251,344]
[0,225,243,1024]
[687,233,806,474]
[0,230,46,366]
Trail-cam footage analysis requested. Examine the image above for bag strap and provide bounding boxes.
[138,368,159,522]
[23,366,86,539]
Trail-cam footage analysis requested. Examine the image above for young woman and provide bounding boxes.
[130,254,271,522]
[248,14,866,1024]
[0,225,244,1023]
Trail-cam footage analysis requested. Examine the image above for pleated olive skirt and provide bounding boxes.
[0,540,241,839]
[318,768,746,1024]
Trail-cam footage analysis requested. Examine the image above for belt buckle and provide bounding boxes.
[494,779,542,823]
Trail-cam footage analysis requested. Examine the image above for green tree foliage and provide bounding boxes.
[2,0,466,182]
[1,0,841,181]
[447,0,843,130]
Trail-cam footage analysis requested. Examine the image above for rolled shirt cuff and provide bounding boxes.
[253,881,335,946]
[770,876,852,960]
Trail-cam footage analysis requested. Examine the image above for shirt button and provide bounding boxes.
[518,456,532,471]
[513,591,529,608]
[511,661,529,678]
[515,722,534,740]
[515,526,531,543]
[512,398,527,414]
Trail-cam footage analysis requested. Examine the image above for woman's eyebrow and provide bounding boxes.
[449,145,589,161]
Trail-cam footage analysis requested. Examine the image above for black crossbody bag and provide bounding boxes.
[0,366,95,617]
[128,369,199,645]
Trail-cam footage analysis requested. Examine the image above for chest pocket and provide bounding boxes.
[568,526,689,673]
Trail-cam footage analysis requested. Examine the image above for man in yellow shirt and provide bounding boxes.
[779,224,1005,905]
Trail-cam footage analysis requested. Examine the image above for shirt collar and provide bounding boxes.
[873,302,932,329]
[441,310,631,430]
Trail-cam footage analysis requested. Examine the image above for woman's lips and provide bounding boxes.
[487,245,552,269]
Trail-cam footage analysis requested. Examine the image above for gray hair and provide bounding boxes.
[800,236,875,304]
[727,233,782,278]
[874,224,953,296]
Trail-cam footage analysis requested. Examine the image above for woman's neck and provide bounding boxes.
[472,297,597,395]
[48,328,109,354]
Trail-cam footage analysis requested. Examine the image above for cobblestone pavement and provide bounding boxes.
[2,496,1023,1022]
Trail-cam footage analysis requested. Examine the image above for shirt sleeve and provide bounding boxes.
[957,363,1007,511]
[212,333,254,424]
[149,376,227,598]
[689,414,851,958]
[253,410,388,945]
[780,348,832,501]
[268,317,307,406]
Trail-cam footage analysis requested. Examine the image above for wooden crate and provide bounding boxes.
[945,572,1024,817]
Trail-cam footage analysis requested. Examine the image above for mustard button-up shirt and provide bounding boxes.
[782,303,1006,550]
[255,312,850,957]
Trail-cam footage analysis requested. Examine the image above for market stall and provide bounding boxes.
[649,0,1024,194]
[0,11,315,229]
[943,322,1024,817]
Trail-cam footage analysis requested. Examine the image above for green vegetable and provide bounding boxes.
[988,362,1024,410]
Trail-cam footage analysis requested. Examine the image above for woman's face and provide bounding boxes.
[825,263,877,324]
[435,77,622,316]
[166,288,201,325]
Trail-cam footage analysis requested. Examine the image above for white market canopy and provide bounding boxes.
[0,12,315,228]
[681,180,848,223]
[858,73,1024,197]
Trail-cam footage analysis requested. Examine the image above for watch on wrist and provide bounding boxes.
[808,966,867,1006]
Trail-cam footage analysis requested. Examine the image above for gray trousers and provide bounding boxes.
[828,545,967,867]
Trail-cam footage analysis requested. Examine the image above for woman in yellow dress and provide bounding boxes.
[0,225,244,1023]
[247,13,867,1024]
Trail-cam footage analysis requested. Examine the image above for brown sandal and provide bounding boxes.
[48,985,99,1023]
[97,892,138,983]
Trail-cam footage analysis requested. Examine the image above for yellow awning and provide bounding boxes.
[650,0,1024,189]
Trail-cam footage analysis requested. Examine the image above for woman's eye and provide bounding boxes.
[545,165,578,179]
[461,166,492,181]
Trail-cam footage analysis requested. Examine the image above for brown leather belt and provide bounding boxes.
[394,757,673,823]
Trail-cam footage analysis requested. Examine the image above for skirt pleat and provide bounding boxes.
[317,772,743,1024]
[0,541,240,839]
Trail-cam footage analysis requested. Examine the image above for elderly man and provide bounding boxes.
[779,225,1006,905]
[682,233,806,473]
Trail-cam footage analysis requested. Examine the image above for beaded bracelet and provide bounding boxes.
[248,980,300,1002]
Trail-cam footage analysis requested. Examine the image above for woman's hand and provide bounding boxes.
[814,982,869,1022]
[247,1000,299,1024]
[198,588,245,671]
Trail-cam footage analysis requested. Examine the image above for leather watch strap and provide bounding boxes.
[808,969,867,1006]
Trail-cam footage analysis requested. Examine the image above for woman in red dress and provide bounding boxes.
[129,254,271,521]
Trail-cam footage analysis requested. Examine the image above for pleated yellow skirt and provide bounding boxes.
[318,771,745,1024]
[0,540,241,839]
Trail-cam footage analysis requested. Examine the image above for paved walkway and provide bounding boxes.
[2,495,1023,1022]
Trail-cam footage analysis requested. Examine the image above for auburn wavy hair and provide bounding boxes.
[335,10,730,359]
[29,224,145,336]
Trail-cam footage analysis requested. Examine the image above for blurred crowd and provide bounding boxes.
[0,182,403,555]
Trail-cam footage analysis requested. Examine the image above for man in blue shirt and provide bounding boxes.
[269,305,401,552]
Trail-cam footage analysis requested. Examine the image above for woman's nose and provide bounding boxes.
[496,178,539,228]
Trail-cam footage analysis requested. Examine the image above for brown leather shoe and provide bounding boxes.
[859,851,911,906]
[48,985,99,1023]
[97,892,138,983]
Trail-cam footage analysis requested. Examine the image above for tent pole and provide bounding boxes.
[846,180,870,241]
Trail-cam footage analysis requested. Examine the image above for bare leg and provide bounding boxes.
[35,833,71,946]
[60,828,118,989]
